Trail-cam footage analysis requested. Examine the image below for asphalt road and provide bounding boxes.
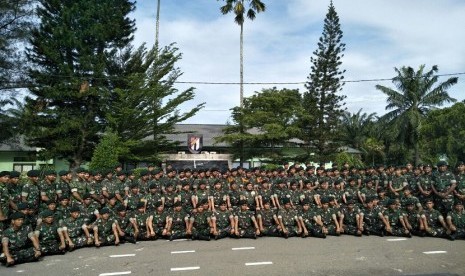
[1,235,464,276]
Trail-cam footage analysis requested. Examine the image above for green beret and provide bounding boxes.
[116,171,126,176]
[0,171,10,177]
[45,170,56,176]
[437,160,448,167]
[454,200,464,206]
[137,202,145,209]
[139,170,149,177]
[107,193,116,199]
[347,199,356,205]
[130,183,138,189]
[58,170,69,176]
[387,198,397,206]
[116,205,126,212]
[173,201,182,207]
[282,197,291,204]
[17,202,28,210]
[100,207,110,214]
[10,212,25,220]
[46,199,56,205]
[320,197,330,204]
[75,167,86,173]
[9,171,20,178]
[199,198,208,205]
[82,193,92,200]
[301,198,310,205]
[238,200,248,206]
[149,183,158,189]
[70,206,81,213]
[27,170,40,177]
[42,210,54,218]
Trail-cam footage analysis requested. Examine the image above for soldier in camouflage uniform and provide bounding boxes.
[39,170,58,211]
[277,198,301,238]
[131,202,155,240]
[166,201,191,240]
[0,171,11,235]
[383,199,411,237]
[211,200,234,239]
[233,200,260,239]
[256,199,280,237]
[145,182,165,212]
[361,197,386,236]
[402,199,425,237]
[339,200,363,236]
[417,164,434,204]
[70,168,89,205]
[21,170,41,214]
[92,207,120,247]
[454,162,465,203]
[421,198,449,238]
[1,212,41,266]
[299,199,325,238]
[151,202,169,239]
[124,183,145,212]
[56,170,72,200]
[446,200,465,240]
[191,199,212,240]
[36,210,66,255]
[114,205,138,243]
[316,197,341,236]
[61,206,93,250]
[432,161,457,215]
[7,171,22,210]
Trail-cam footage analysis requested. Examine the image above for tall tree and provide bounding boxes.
[376,65,457,165]
[155,0,161,49]
[215,87,302,161]
[218,0,265,108]
[299,0,346,161]
[340,109,377,150]
[23,0,136,168]
[0,0,35,91]
[105,43,205,162]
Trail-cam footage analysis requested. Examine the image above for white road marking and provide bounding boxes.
[232,247,255,251]
[135,248,144,252]
[171,250,195,254]
[99,272,131,276]
[170,266,200,271]
[110,254,136,258]
[16,270,25,273]
[387,238,408,241]
[168,239,188,242]
[423,251,447,254]
[245,261,273,266]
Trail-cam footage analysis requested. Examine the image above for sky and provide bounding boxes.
[132,0,465,125]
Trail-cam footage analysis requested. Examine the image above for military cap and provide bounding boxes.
[346,199,356,205]
[365,178,373,184]
[386,198,397,206]
[219,199,228,205]
[437,160,448,167]
[117,205,126,212]
[45,199,56,205]
[0,171,10,177]
[75,167,86,173]
[10,212,25,220]
[151,169,161,175]
[454,199,464,206]
[107,193,116,199]
[59,195,70,201]
[58,170,69,176]
[238,200,248,206]
[103,169,113,176]
[405,199,415,206]
[456,161,465,167]
[139,170,149,177]
[198,180,207,185]
[147,163,155,168]
[100,207,110,214]
[42,210,54,218]
[129,182,138,189]
[181,180,190,187]
[9,171,20,178]
[70,206,81,213]
[137,202,145,209]
[282,197,291,204]
[155,201,164,208]
[82,193,92,200]
[149,183,158,189]
[17,202,28,210]
[45,170,57,176]
[320,197,330,204]
[173,201,182,207]
[365,196,375,203]
[424,198,434,203]
[116,170,126,176]
[27,170,40,177]
[301,198,310,205]
[199,198,208,205]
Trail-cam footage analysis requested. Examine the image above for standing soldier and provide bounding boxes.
[56,170,72,200]
[0,171,11,235]
[432,161,457,215]
[454,162,465,203]
[7,171,22,211]
[22,170,41,214]
[417,164,434,204]
[39,170,58,211]
[1,212,42,266]
[70,168,88,205]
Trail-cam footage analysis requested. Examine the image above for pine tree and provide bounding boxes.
[300,0,346,161]
[23,0,136,168]
[88,129,124,171]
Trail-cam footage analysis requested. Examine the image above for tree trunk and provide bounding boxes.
[155,0,161,49]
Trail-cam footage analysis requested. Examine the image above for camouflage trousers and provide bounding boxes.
[192,227,211,240]
[236,227,257,239]
[170,229,189,240]
[96,234,117,246]
[323,224,340,236]
[363,221,385,236]
[386,225,410,237]
[260,225,281,237]
[41,241,65,256]
[69,235,88,249]
[303,223,326,238]
[450,229,465,240]
[425,226,447,238]
[214,226,232,239]
[280,225,300,238]
[342,224,361,236]
[10,248,39,264]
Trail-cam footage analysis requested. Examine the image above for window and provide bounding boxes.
[13,164,35,172]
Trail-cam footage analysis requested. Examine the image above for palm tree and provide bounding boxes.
[375,65,458,165]
[340,109,377,150]
[218,0,266,108]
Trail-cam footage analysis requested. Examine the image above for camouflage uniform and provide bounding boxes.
[317,206,339,236]
[0,182,10,233]
[93,217,117,246]
[2,224,38,264]
[422,207,447,238]
[447,205,465,240]
[36,219,65,255]
[192,209,211,240]
[433,169,456,214]
[277,207,300,237]
[340,205,361,236]
[168,208,190,240]
[235,208,257,239]
[362,206,385,236]
[61,216,89,249]
[256,207,280,237]
[211,208,233,239]
[21,181,40,213]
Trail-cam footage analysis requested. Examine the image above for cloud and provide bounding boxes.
[132,0,465,124]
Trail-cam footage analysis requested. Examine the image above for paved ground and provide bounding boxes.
[1,235,464,276]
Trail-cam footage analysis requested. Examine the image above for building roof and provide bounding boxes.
[0,137,37,152]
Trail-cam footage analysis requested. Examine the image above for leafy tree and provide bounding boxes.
[299,0,346,161]
[217,0,266,107]
[216,87,302,161]
[420,103,465,166]
[375,65,458,165]
[0,0,35,91]
[105,43,205,162]
[89,129,126,171]
[22,0,136,168]
[340,109,377,150]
